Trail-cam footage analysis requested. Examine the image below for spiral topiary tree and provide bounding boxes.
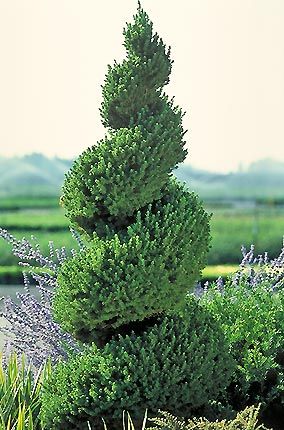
[41,4,235,429]
[53,4,210,346]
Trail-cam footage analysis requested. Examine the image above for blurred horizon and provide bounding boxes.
[1,153,284,202]
[1,0,284,173]
[1,151,284,175]
[1,151,283,283]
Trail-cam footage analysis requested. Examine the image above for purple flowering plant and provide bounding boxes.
[0,227,82,368]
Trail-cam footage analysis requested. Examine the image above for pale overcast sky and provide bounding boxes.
[0,0,284,172]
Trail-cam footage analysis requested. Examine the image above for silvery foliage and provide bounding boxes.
[0,227,84,369]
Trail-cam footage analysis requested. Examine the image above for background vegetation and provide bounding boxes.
[1,156,283,285]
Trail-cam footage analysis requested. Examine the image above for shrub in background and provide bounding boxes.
[40,4,236,429]
[201,245,284,410]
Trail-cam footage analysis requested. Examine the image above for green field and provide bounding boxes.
[209,206,284,264]
[0,208,68,230]
[0,197,283,284]
[0,196,60,211]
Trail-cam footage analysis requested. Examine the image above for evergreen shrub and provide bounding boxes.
[42,298,234,429]
[54,180,210,343]
[40,3,233,429]
[54,3,212,342]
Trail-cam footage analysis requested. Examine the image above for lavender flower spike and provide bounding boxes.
[0,227,85,367]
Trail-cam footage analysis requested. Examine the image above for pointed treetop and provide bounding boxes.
[137,0,142,10]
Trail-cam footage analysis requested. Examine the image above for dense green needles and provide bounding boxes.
[61,8,187,234]
[42,298,234,428]
[53,4,212,344]
[55,182,210,344]
[39,5,233,429]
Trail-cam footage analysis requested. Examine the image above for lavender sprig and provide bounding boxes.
[196,238,284,297]
[0,289,81,368]
[236,237,284,290]
[0,227,85,367]
[0,228,61,273]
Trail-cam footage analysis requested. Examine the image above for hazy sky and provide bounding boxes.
[0,0,284,172]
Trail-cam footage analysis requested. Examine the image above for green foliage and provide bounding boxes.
[100,7,172,129]
[0,354,50,430]
[54,3,210,344]
[100,411,148,430]
[201,281,284,408]
[1,204,284,271]
[43,3,212,428]
[61,104,187,235]
[54,180,210,343]
[149,405,269,430]
[61,106,186,234]
[42,297,234,429]
[61,5,188,235]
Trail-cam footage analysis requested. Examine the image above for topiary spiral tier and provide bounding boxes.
[41,5,234,429]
